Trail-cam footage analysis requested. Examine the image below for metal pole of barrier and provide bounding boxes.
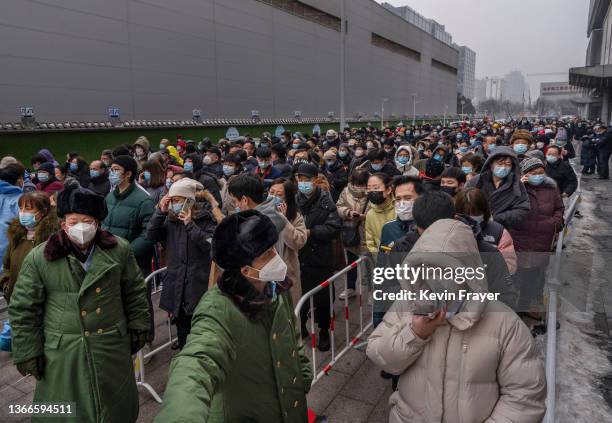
[309,296,316,380]
[357,259,364,333]
[344,268,349,347]
[136,349,163,403]
[544,191,581,423]
[329,282,336,361]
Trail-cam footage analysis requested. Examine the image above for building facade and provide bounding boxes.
[503,71,527,104]
[475,77,506,102]
[455,45,476,99]
[0,0,459,122]
[381,2,453,46]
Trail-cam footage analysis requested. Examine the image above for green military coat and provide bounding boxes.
[155,286,313,423]
[9,230,150,423]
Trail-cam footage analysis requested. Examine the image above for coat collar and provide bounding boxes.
[44,229,118,262]
[8,209,60,245]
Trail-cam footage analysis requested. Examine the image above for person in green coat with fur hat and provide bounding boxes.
[9,182,150,423]
[155,210,312,423]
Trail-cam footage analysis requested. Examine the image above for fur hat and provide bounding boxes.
[213,210,278,270]
[510,129,533,144]
[520,157,544,174]
[57,181,107,221]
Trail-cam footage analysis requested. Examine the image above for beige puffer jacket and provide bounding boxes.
[367,219,546,423]
[336,184,369,255]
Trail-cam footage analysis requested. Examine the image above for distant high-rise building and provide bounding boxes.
[382,3,453,46]
[504,71,527,103]
[475,77,505,102]
[455,44,476,99]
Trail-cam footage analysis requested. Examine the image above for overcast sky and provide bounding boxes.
[381,0,590,97]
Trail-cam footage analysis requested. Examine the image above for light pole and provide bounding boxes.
[339,0,346,132]
[381,98,389,130]
[411,93,418,126]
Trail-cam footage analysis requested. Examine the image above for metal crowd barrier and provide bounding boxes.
[294,256,374,385]
[134,266,173,404]
[544,183,582,423]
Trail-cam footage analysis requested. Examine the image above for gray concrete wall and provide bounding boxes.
[0,0,458,122]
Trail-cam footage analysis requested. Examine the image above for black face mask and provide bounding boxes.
[440,186,457,197]
[367,191,386,205]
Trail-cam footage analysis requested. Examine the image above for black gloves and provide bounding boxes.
[16,356,45,380]
[130,330,149,355]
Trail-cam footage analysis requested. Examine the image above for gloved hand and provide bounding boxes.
[130,330,149,354]
[16,356,44,380]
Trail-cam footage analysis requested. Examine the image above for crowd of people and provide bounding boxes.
[0,116,596,422]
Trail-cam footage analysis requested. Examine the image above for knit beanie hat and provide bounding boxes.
[520,157,544,175]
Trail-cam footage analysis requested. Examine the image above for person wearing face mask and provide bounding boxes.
[146,178,217,350]
[394,145,419,176]
[379,176,423,254]
[1,192,59,303]
[544,145,578,199]
[139,159,166,204]
[367,219,546,423]
[295,163,342,351]
[337,143,352,167]
[64,152,90,188]
[0,162,26,269]
[336,168,371,300]
[510,129,533,160]
[9,182,150,423]
[440,167,466,197]
[34,162,64,196]
[155,210,311,423]
[349,142,368,172]
[464,146,530,230]
[325,129,340,149]
[383,139,396,162]
[364,173,395,254]
[133,136,151,169]
[580,134,598,175]
[86,160,110,197]
[454,187,517,274]
[253,147,282,191]
[200,146,223,179]
[365,148,401,178]
[322,148,348,202]
[510,158,564,332]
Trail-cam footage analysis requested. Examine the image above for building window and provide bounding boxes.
[371,33,421,61]
[255,0,341,31]
[431,58,457,75]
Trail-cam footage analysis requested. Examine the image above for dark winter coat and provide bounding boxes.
[9,230,150,423]
[87,173,111,197]
[297,188,342,308]
[197,173,223,206]
[146,194,216,316]
[580,136,598,167]
[273,160,293,178]
[201,161,224,179]
[465,147,531,230]
[254,165,283,190]
[64,158,90,187]
[324,161,348,202]
[103,183,155,272]
[508,177,564,268]
[0,210,60,303]
[546,158,577,197]
[35,180,64,196]
[379,218,415,250]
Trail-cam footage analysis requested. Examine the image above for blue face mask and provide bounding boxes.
[298,181,314,195]
[493,165,511,179]
[184,162,194,172]
[258,161,268,170]
[37,172,49,183]
[143,171,151,182]
[462,166,473,174]
[166,178,172,190]
[267,195,283,206]
[69,162,78,172]
[19,212,37,228]
[90,170,100,179]
[171,202,184,214]
[513,144,528,154]
[546,155,558,164]
[371,163,383,171]
[234,207,241,213]
[433,153,443,162]
[397,156,410,165]
[338,151,348,158]
[459,146,469,154]
[159,144,165,150]
[223,165,235,177]
[325,160,335,168]
[488,144,496,152]
[292,143,301,150]
[108,170,123,186]
[528,174,545,186]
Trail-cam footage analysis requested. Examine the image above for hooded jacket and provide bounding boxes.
[134,136,151,169]
[367,219,546,423]
[255,196,288,258]
[393,145,420,176]
[0,180,22,268]
[365,196,396,254]
[464,146,530,229]
[545,158,578,196]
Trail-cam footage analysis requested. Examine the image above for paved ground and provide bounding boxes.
[2,160,612,422]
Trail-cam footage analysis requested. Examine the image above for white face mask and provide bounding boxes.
[253,253,287,282]
[395,200,414,222]
[66,222,97,245]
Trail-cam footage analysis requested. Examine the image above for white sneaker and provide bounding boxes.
[339,288,356,300]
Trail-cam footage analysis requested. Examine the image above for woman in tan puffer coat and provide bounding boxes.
[367,219,546,423]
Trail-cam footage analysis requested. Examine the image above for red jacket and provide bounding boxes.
[36,180,64,196]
